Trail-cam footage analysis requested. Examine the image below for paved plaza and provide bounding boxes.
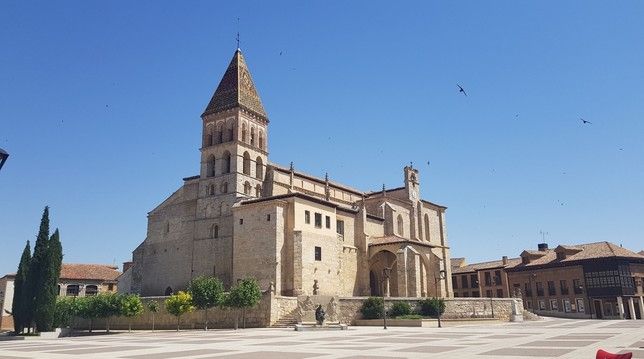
[1,318,643,359]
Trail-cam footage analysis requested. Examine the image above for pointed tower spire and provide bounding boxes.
[202,49,268,120]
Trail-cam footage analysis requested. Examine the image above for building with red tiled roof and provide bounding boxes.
[506,242,644,320]
[450,256,522,299]
[0,263,120,330]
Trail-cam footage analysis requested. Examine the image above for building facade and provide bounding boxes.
[0,263,120,330]
[507,242,644,320]
[451,256,521,298]
[126,49,453,298]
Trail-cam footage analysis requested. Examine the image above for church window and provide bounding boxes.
[205,129,213,147]
[315,246,322,261]
[222,151,231,173]
[305,211,311,224]
[255,157,263,179]
[259,131,264,150]
[250,127,255,146]
[397,214,404,237]
[336,220,344,235]
[325,215,331,229]
[242,123,247,142]
[239,218,244,225]
[226,123,234,142]
[220,182,228,193]
[206,155,216,177]
[164,221,170,234]
[314,213,322,228]
[255,185,262,197]
[424,214,431,241]
[267,214,271,221]
[243,152,251,175]
[210,224,219,238]
[243,181,252,195]
[216,123,223,144]
[213,265,216,276]
[208,184,215,196]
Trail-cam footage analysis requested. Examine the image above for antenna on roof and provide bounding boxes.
[539,230,549,242]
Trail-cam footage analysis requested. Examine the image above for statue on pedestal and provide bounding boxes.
[315,304,326,325]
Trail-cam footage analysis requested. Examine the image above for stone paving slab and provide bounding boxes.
[480,347,575,357]
[518,339,598,347]
[0,318,643,358]
[122,348,232,359]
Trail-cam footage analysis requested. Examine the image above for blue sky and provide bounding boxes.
[1,1,643,275]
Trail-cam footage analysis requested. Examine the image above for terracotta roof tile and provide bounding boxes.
[451,257,522,274]
[515,241,644,268]
[59,263,120,282]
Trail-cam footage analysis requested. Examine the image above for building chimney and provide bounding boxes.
[122,261,134,273]
[502,256,508,265]
[537,243,548,252]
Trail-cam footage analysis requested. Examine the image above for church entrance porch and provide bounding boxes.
[368,236,446,298]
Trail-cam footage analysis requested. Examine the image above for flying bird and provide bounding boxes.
[580,118,592,124]
[457,84,467,96]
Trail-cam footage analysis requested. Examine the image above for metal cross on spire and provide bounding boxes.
[236,17,240,49]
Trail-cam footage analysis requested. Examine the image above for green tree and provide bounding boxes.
[11,241,31,334]
[121,294,144,332]
[165,291,194,331]
[188,276,224,330]
[146,300,159,332]
[35,228,63,332]
[26,206,50,332]
[226,278,261,329]
[52,297,78,329]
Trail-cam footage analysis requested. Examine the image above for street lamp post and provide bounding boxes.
[382,267,391,330]
[0,148,9,172]
[434,269,447,328]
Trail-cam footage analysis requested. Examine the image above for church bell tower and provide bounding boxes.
[199,49,269,200]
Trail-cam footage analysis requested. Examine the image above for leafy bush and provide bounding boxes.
[390,301,412,318]
[419,297,445,317]
[360,297,383,319]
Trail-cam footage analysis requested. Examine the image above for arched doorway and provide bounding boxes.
[369,250,399,297]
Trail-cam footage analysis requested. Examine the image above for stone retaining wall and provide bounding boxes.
[69,295,522,330]
[338,297,523,325]
[72,293,272,331]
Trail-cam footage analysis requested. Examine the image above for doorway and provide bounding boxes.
[593,300,603,319]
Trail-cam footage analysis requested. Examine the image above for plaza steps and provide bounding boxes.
[271,313,298,328]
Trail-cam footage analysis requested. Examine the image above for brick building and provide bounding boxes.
[451,256,521,298]
[0,263,120,330]
[506,242,644,319]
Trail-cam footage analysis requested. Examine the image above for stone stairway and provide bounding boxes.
[271,312,298,328]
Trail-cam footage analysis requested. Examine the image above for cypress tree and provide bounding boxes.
[12,241,31,334]
[36,229,63,331]
[26,206,50,332]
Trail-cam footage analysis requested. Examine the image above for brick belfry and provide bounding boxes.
[128,48,452,299]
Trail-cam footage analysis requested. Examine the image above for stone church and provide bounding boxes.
[127,49,453,299]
